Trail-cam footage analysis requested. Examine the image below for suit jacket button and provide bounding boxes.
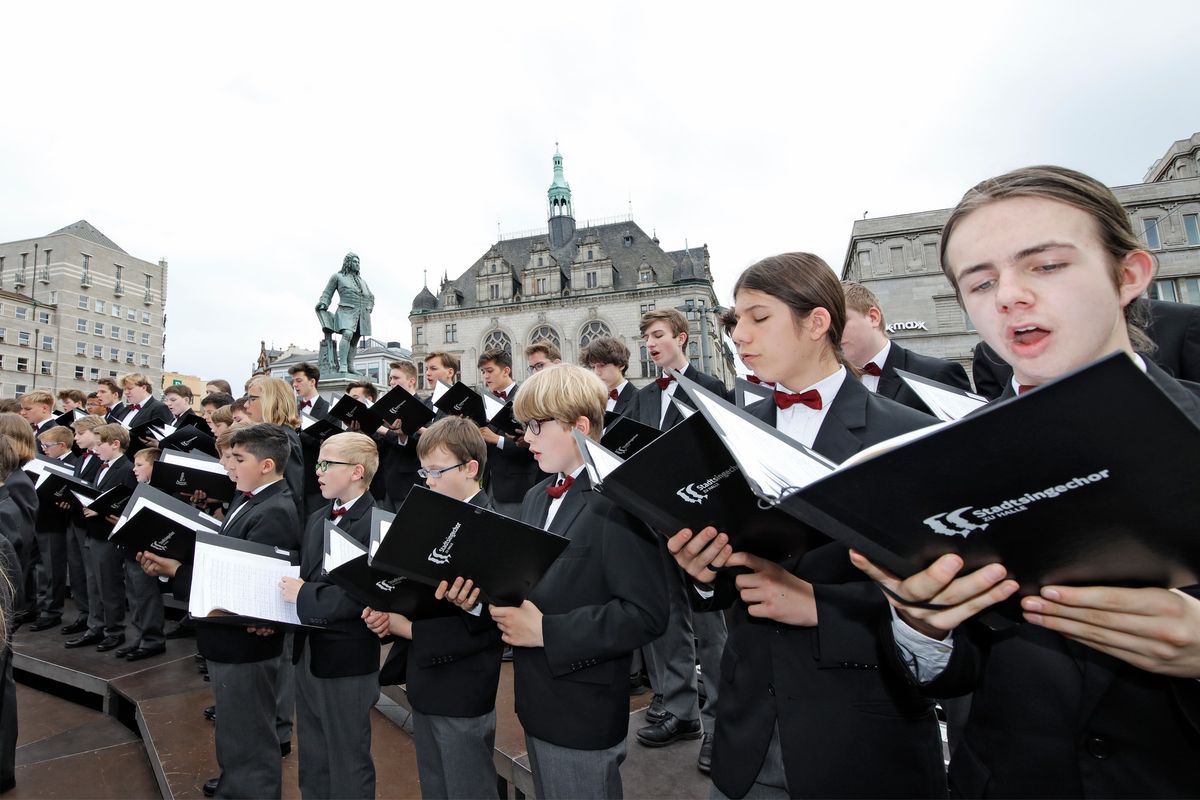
[1085,736,1111,759]
[767,682,775,696]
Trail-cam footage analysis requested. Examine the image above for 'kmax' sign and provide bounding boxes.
[886,320,928,333]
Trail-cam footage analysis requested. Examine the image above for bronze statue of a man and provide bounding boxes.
[316,252,375,376]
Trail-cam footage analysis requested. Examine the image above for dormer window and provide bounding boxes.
[537,257,544,267]
[640,269,652,282]
[587,249,593,261]
[623,235,633,247]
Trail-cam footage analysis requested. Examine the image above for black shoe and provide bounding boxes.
[203,705,216,722]
[115,644,139,658]
[29,616,62,632]
[629,674,648,696]
[126,646,166,662]
[13,609,36,627]
[645,693,667,724]
[65,631,105,648]
[697,733,713,774]
[636,713,703,747]
[202,777,219,797]
[61,618,88,635]
[280,741,291,757]
[165,622,196,640]
[96,634,126,652]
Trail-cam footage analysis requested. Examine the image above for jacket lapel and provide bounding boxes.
[811,378,870,464]
[876,344,905,400]
[546,472,590,538]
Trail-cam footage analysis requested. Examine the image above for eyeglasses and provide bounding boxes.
[527,362,547,372]
[244,394,261,403]
[315,460,355,472]
[521,417,557,435]
[417,461,467,479]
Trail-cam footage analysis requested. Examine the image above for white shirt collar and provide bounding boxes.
[776,366,848,411]
[865,340,892,370]
[332,493,364,513]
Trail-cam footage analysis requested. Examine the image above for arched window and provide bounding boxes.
[528,325,561,349]
[482,329,512,354]
[578,320,611,348]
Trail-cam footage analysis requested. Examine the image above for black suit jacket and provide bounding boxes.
[634,364,730,431]
[121,396,175,431]
[174,480,301,664]
[83,456,137,539]
[105,402,126,423]
[172,408,210,434]
[66,452,103,527]
[297,395,331,501]
[374,429,422,509]
[385,492,507,717]
[31,418,57,454]
[876,342,972,414]
[0,469,38,582]
[704,378,947,799]
[609,381,640,417]
[483,382,541,504]
[35,452,77,532]
[294,494,382,678]
[898,362,1200,799]
[512,471,668,750]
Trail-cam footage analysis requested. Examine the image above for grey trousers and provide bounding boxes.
[34,530,67,617]
[83,537,125,636]
[295,646,376,800]
[66,521,91,624]
[645,545,727,730]
[275,633,294,746]
[525,734,626,800]
[209,656,283,800]
[412,709,498,800]
[122,560,165,649]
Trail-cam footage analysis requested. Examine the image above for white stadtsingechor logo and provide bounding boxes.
[175,472,188,486]
[151,532,175,552]
[428,522,461,565]
[676,466,739,506]
[375,576,406,592]
[923,470,1112,537]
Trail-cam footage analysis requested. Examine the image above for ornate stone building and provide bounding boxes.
[408,149,735,390]
[840,132,1200,374]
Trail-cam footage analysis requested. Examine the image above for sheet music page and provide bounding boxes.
[581,436,623,481]
[73,491,96,508]
[836,422,950,470]
[325,525,365,572]
[690,391,836,500]
[897,376,987,422]
[299,413,317,431]
[153,424,178,440]
[190,542,301,625]
[369,518,393,560]
[670,397,697,419]
[483,393,505,420]
[432,381,450,404]
[161,449,226,474]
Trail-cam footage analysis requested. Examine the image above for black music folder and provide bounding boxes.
[324,518,453,619]
[300,411,348,442]
[600,415,660,459]
[159,425,218,458]
[894,369,988,422]
[189,531,315,628]
[373,385,435,433]
[128,420,171,447]
[432,383,521,435]
[80,483,135,524]
[734,377,774,409]
[54,408,86,429]
[109,483,222,562]
[368,486,569,606]
[151,449,236,502]
[328,394,385,432]
[674,354,1200,597]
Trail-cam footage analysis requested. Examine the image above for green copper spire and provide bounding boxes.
[548,144,573,220]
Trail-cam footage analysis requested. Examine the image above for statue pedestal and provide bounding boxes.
[317,375,363,405]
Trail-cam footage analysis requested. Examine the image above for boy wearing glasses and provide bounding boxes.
[278,432,380,800]
[525,340,562,374]
[476,348,539,517]
[364,417,504,799]
[488,365,667,799]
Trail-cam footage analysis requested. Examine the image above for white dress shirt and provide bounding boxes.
[773,367,847,449]
[223,478,282,528]
[860,340,892,394]
[606,380,630,412]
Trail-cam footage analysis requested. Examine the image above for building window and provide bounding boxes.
[489,283,500,300]
[0,328,5,341]
[640,302,656,314]
[858,250,872,268]
[144,273,152,290]
[127,308,136,321]
[111,326,121,339]
[75,365,85,380]
[126,329,135,342]
[639,344,655,378]
[482,329,512,354]
[578,320,611,347]
[110,347,120,361]
[93,344,103,359]
[41,335,53,350]
[48,290,57,305]
[587,249,594,261]
[1184,214,1200,246]
[94,322,104,336]
[141,332,150,346]
[640,269,652,282]
[689,340,700,370]
[16,357,28,372]
[114,265,124,294]
[528,325,561,348]
[445,324,457,343]
[82,254,91,284]
[76,318,87,333]
[889,245,905,272]
[623,235,633,247]
[1150,279,1178,302]
[18,331,30,347]
[933,296,964,330]
[415,326,424,345]
[76,342,86,356]
[90,368,100,380]
[142,311,150,324]
[15,307,27,321]
[38,310,51,324]
[923,242,939,269]
[586,271,598,289]
[40,360,52,375]
[95,299,106,313]
[125,351,134,364]
[140,354,149,367]
[537,257,544,267]
[111,304,121,317]
[536,277,547,293]
[79,294,89,309]
[1143,218,1162,250]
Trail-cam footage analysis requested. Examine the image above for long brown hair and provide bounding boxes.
[939,165,1154,353]
[734,252,855,370]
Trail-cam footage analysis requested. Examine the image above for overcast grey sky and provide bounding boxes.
[2,1,1197,387]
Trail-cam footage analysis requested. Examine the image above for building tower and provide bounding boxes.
[547,145,576,249]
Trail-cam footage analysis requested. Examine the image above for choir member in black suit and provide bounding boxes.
[631,309,730,766]
[490,365,668,799]
[139,424,301,799]
[476,348,540,518]
[841,281,973,410]
[669,253,946,799]
[19,390,58,454]
[115,372,175,434]
[28,426,77,631]
[163,384,209,432]
[373,361,424,511]
[581,337,639,417]
[365,417,505,800]
[61,416,107,641]
[95,378,125,422]
[0,416,37,629]
[281,432,381,800]
[0,439,27,792]
[854,165,1200,798]
[290,362,331,518]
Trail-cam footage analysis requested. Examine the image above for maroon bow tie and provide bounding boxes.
[1018,384,1037,395]
[494,388,509,401]
[330,506,348,519]
[242,491,255,499]
[609,389,620,401]
[30,423,38,432]
[99,462,112,472]
[746,375,762,384]
[299,399,312,409]
[862,362,883,377]
[655,375,674,390]
[87,450,98,457]
[128,403,142,412]
[774,389,822,411]
[545,475,575,499]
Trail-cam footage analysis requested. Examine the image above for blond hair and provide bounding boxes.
[118,372,153,390]
[0,413,36,462]
[74,414,109,433]
[211,405,234,426]
[247,376,301,427]
[416,417,487,474]
[842,281,886,328]
[512,364,606,442]
[321,432,380,483]
[38,426,75,447]
[95,423,130,450]
[19,389,53,408]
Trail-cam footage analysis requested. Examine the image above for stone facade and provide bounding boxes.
[0,221,168,398]
[408,150,735,391]
[840,134,1200,375]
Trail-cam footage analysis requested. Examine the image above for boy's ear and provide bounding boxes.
[574,416,592,437]
[465,459,480,480]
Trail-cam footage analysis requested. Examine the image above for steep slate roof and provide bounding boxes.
[49,220,127,254]
[415,220,709,312]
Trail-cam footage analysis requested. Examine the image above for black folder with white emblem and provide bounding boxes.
[150,449,236,502]
[372,385,435,433]
[108,483,223,562]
